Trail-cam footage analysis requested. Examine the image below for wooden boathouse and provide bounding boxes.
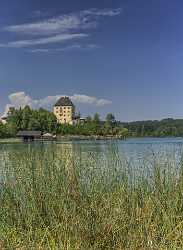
[17,131,42,142]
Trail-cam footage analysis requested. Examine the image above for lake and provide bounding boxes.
[1,138,183,180]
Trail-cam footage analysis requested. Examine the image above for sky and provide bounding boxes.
[0,0,183,121]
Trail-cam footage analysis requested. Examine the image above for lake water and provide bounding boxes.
[1,137,183,181]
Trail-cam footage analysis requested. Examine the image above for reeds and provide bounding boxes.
[0,143,183,249]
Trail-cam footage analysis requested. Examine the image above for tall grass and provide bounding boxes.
[0,144,183,249]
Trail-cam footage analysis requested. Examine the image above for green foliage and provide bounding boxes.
[122,118,183,137]
[93,113,100,124]
[56,113,128,137]
[2,106,57,137]
[0,123,12,138]
[105,113,116,126]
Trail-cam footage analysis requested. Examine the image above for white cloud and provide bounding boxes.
[0,33,88,48]
[29,48,50,53]
[82,8,122,17]
[4,14,82,35]
[0,8,122,49]
[71,94,112,106]
[9,92,33,107]
[4,8,122,36]
[29,44,100,53]
[2,92,112,116]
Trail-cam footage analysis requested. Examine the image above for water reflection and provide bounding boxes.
[0,138,183,182]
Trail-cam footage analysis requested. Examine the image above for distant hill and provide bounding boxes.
[120,118,183,137]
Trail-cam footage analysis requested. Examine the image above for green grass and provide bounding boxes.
[0,145,183,249]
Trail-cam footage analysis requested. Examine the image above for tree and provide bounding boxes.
[6,107,22,133]
[105,113,115,126]
[118,128,128,138]
[5,106,57,135]
[103,113,116,135]
[22,105,32,130]
[93,113,100,124]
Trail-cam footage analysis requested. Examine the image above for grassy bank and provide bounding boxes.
[0,146,183,249]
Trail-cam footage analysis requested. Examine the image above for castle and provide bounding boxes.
[53,96,76,124]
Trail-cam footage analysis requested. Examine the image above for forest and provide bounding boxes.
[122,118,183,137]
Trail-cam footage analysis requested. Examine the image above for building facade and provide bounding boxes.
[53,96,75,124]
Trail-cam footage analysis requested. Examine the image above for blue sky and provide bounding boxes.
[0,0,183,121]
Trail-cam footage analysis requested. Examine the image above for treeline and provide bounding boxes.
[0,107,128,138]
[2,106,182,139]
[0,106,57,138]
[122,118,183,137]
[57,113,128,137]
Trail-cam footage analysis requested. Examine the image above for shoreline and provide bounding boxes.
[56,135,126,140]
[0,135,125,143]
[1,135,183,143]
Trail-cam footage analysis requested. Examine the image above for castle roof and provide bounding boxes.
[54,96,74,107]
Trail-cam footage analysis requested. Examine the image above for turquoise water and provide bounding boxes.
[1,138,183,180]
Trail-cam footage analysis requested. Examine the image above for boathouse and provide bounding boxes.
[17,131,42,142]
